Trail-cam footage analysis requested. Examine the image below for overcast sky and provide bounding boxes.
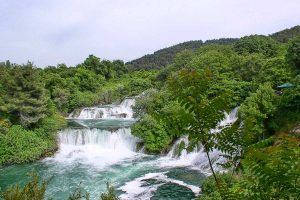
[0,0,299,67]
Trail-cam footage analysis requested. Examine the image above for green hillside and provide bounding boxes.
[270,25,300,42]
[127,26,300,70]
[126,38,237,70]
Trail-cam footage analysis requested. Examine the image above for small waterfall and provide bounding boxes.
[68,98,135,119]
[164,108,239,172]
[218,107,239,127]
[59,128,139,150]
[51,128,141,167]
[166,136,189,158]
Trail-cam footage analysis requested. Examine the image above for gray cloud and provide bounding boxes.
[0,0,299,67]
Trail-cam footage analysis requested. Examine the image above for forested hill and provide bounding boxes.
[127,25,300,70]
[270,25,300,43]
[126,38,237,70]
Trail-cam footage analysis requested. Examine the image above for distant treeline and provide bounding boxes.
[127,25,300,70]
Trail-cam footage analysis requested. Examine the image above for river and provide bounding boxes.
[0,98,238,199]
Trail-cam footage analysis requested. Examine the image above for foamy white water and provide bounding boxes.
[160,108,239,173]
[46,128,141,168]
[119,172,201,200]
[68,98,135,119]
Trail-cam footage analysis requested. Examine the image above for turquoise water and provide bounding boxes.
[0,161,205,199]
[0,119,206,200]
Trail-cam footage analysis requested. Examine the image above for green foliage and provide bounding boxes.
[230,53,266,82]
[0,118,10,134]
[74,67,104,92]
[68,91,98,111]
[269,75,300,131]
[132,88,192,153]
[233,35,279,57]
[166,69,245,200]
[1,172,48,200]
[100,183,120,200]
[38,55,153,113]
[158,100,192,138]
[0,113,66,165]
[82,54,109,77]
[133,88,170,119]
[239,83,278,141]
[0,63,48,127]
[132,114,171,153]
[270,25,300,43]
[0,125,50,165]
[286,35,300,72]
[240,134,300,199]
[67,188,90,200]
[37,114,67,137]
[172,49,195,70]
[254,57,292,85]
[209,79,253,108]
[167,69,229,151]
[189,46,231,73]
[198,173,234,200]
[128,78,152,95]
[127,38,237,70]
[1,174,120,200]
[199,134,300,200]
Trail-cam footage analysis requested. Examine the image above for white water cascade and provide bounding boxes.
[50,128,141,167]
[48,98,139,168]
[161,108,239,173]
[68,98,135,119]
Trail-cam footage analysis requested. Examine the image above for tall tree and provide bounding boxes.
[167,69,241,194]
[1,63,48,127]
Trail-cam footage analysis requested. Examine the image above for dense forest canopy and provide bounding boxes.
[0,25,300,200]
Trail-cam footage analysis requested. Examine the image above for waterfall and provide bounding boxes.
[48,98,139,167]
[218,107,239,127]
[59,128,139,150]
[51,128,141,167]
[163,108,239,172]
[68,98,135,119]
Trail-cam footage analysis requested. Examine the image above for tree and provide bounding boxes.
[112,60,128,77]
[286,36,300,72]
[254,57,292,86]
[74,67,104,92]
[173,49,195,70]
[132,114,171,153]
[1,63,48,127]
[83,55,108,76]
[230,53,266,81]
[239,83,278,141]
[167,69,240,194]
[234,35,279,57]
